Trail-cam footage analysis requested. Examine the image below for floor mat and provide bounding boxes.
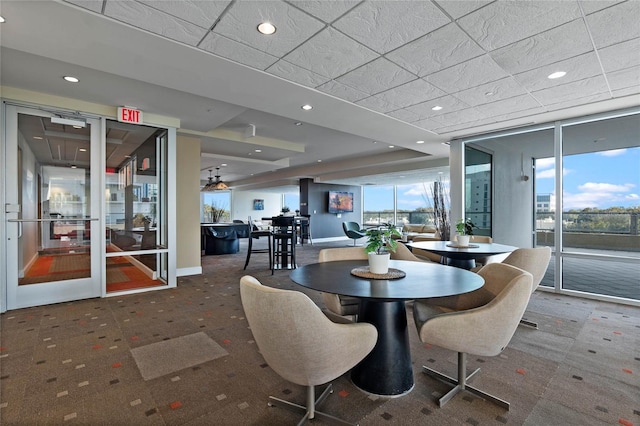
[130,332,229,380]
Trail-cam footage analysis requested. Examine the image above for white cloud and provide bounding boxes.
[563,182,636,209]
[535,167,571,179]
[597,149,627,157]
[536,157,555,169]
[577,182,635,192]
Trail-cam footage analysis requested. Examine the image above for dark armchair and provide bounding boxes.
[342,221,366,246]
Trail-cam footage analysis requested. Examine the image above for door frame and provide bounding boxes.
[4,104,102,310]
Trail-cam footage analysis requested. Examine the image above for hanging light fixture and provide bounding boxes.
[201,168,228,191]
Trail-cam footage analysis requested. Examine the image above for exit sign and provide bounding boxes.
[117,107,143,124]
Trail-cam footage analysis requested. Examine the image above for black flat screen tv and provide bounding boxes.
[328,191,354,214]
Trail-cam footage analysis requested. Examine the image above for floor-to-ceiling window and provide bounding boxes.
[363,185,395,225]
[461,109,639,304]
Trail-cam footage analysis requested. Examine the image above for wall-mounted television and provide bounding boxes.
[328,191,354,214]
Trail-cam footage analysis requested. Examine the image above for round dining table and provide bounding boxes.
[408,240,518,270]
[289,259,484,397]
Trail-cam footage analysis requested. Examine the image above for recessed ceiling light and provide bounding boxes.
[388,145,395,148]
[221,163,227,166]
[301,104,313,111]
[79,148,87,152]
[0,16,5,23]
[485,91,494,96]
[548,71,566,79]
[317,160,322,162]
[257,22,276,35]
[255,149,262,153]
[294,122,302,126]
[432,105,443,111]
[33,136,43,140]
[63,76,79,83]
[416,140,424,144]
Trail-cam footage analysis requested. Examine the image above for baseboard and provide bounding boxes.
[177,266,202,277]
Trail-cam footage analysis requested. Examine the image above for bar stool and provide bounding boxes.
[271,216,296,274]
[298,214,313,245]
[244,217,272,270]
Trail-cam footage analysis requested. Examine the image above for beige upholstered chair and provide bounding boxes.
[389,242,431,262]
[411,235,444,263]
[413,263,533,409]
[318,247,367,320]
[240,276,377,425]
[501,247,552,328]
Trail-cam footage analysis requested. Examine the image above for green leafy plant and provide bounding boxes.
[281,206,290,213]
[365,223,401,254]
[455,218,477,236]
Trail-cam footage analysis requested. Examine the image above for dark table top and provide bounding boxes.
[289,259,484,300]
[408,241,517,260]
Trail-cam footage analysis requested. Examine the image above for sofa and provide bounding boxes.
[394,224,438,241]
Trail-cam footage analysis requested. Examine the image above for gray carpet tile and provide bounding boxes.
[1,239,639,425]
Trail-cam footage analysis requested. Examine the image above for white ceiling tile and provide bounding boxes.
[433,0,493,19]
[64,0,102,13]
[611,85,640,98]
[138,0,230,29]
[411,118,442,131]
[333,1,450,54]
[431,107,487,127]
[607,67,640,92]
[425,55,509,93]
[290,0,361,23]
[376,79,447,108]
[104,1,207,46]
[213,0,324,57]
[316,80,369,102]
[355,95,401,113]
[598,38,640,72]
[405,95,471,120]
[543,92,612,112]
[386,108,422,123]
[284,27,378,78]
[532,75,610,106]
[513,52,603,92]
[432,107,544,134]
[490,20,593,74]
[200,32,279,70]
[586,0,640,48]
[336,57,415,95]
[266,60,331,87]
[453,77,529,106]
[579,0,626,15]
[386,23,484,77]
[458,1,582,51]
[413,117,445,130]
[476,94,541,117]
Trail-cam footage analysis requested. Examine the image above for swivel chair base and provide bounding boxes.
[422,352,510,410]
[268,384,355,425]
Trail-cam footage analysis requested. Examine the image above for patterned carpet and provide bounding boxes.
[1,239,638,425]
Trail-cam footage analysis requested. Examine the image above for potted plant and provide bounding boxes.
[365,223,401,274]
[281,206,290,215]
[455,218,476,247]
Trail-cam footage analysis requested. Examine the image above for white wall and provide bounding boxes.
[232,191,282,223]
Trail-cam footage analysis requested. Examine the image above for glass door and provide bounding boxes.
[4,105,101,309]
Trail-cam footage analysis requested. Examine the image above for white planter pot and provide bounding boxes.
[457,235,470,247]
[368,252,390,274]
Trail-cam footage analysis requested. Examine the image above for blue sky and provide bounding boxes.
[536,147,640,210]
[363,147,639,212]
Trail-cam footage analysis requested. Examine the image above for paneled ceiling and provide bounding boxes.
[1,0,638,189]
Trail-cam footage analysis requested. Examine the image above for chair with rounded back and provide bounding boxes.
[501,247,551,328]
[342,222,366,246]
[240,275,377,425]
[318,247,368,321]
[411,235,444,263]
[389,241,432,262]
[413,263,533,410]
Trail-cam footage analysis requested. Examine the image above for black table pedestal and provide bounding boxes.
[351,300,414,397]
[446,257,475,270]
